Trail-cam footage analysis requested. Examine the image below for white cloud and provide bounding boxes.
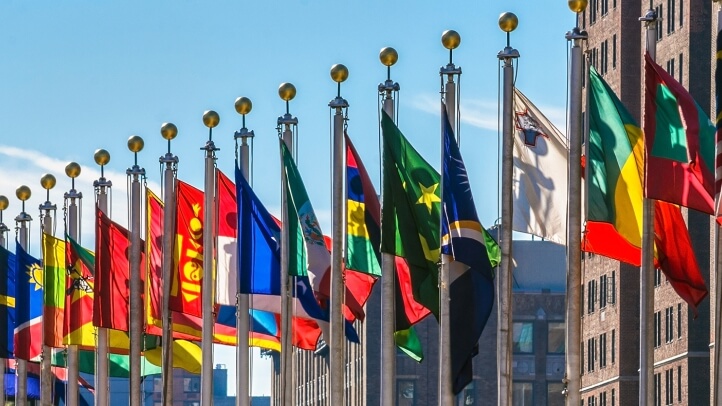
[0,145,161,255]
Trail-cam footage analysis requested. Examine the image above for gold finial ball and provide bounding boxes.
[0,196,7,211]
[160,123,178,141]
[379,47,398,67]
[235,97,252,115]
[441,30,461,50]
[16,185,31,202]
[94,148,111,166]
[278,83,297,102]
[65,162,81,179]
[202,110,220,128]
[330,64,349,83]
[40,174,56,190]
[127,135,145,153]
[498,12,519,33]
[568,0,588,13]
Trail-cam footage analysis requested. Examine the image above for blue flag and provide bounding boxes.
[441,106,498,394]
[0,246,16,358]
[14,242,43,361]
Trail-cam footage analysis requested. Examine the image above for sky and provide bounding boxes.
[0,0,573,397]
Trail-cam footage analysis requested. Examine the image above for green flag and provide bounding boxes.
[380,110,441,316]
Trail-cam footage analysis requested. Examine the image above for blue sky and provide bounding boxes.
[0,0,573,396]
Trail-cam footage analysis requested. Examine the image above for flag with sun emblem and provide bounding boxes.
[14,242,44,361]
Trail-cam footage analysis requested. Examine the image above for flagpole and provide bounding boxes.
[328,63,349,406]
[277,83,297,406]
[234,97,254,406]
[378,46,399,406]
[563,4,587,405]
[200,112,219,406]
[714,4,722,404]
[126,136,146,406]
[64,162,82,406]
[39,174,57,406]
[14,185,32,406]
[439,29,461,406]
[159,124,178,406]
[639,6,657,405]
[0,196,6,406]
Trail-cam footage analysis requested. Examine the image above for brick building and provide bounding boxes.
[270,239,567,405]
[580,0,714,405]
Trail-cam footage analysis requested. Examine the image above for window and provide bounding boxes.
[679,0,683,27]
[665,306,674,343]
[601,0,608,15]
[600,391,607,406]
[548,322,565,354]
[654,372,662,406]
[612,35,617,69]
[457,380,475,405]
[610,271,616,304]
[512,382,533,406]
[655,269,662,287]
[581,341,585,376]
[183,377,200,393]
[611,329,616,364]
[613,0,617,8]
[612,389,615,406]
[588,280,596,313]
[677,366,682,402]
[656,5,663,41]
[587,396,597,406]
[679,53,683,84]
[666,58,675,80]
[666,0,672,34]
[599,333,607,368]
[548,382,565,405]
[665,369,673,405]
[587,338,596,372]
[397,380,416,406]
[513,322,534,353]
[590,0,597,24]
[654,311,662,347]
[600,275,607,308]
[677,304,682,338]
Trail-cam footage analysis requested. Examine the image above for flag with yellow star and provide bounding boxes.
[14,241,43,361]
[380,110,441,317]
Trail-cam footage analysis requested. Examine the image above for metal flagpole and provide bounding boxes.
[159,124,179,406]
[328,63,349,406]
[496,17,520,406]
[14,185,32,406]
[0,196,6,406]
[127,136,146,406]
[200,111,219,406]
[715,5,722,404]
[93,150,112,406]
[563,3,587,405]
[64,162,83,406]
[639,6,657,405]
[39,174,57,406]
[439,29,462,406]
[277,83,297,406]
[378,46,399,406]
[234,97,254,406]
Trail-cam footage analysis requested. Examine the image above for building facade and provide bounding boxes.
[580,0,714,404]
[271,239,567,406]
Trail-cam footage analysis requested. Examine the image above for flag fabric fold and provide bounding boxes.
[42,233,65,348]
[217,170,238,306]
[380,110,441,317]
[14,242,43,361]
[441,106,499,394]
[512,88,568,244]
[586,66,708,312]
[644,51,716,215]
[0,246,15,358]
[172,180,205,317]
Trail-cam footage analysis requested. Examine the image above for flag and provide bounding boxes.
[512,88,568,244]
[51,349,162,378]
[441,107,499,394]
[587,66,707,312]
[172,180,205,317]
[14,242,43,361]
[280,140,366,321]
[346,134,430,360]
[217,169,238,306]
[346,134,382,276]
[0,246,15,358]
[716,19,722,216]
[42,233,65,348]
[644,52,716,215]
[94,207,140,332]
[144,339,203,374]
[380,110,441,316]
[584,66,646,265]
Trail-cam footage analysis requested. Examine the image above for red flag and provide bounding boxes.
[654,201,708,315]
[94,208,143,331]
[171,181,205,317]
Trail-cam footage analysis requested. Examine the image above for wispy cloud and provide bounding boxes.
[0,145,161,254]
[411,93,567,134]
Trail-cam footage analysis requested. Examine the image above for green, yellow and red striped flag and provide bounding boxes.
[42,233,66,348]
